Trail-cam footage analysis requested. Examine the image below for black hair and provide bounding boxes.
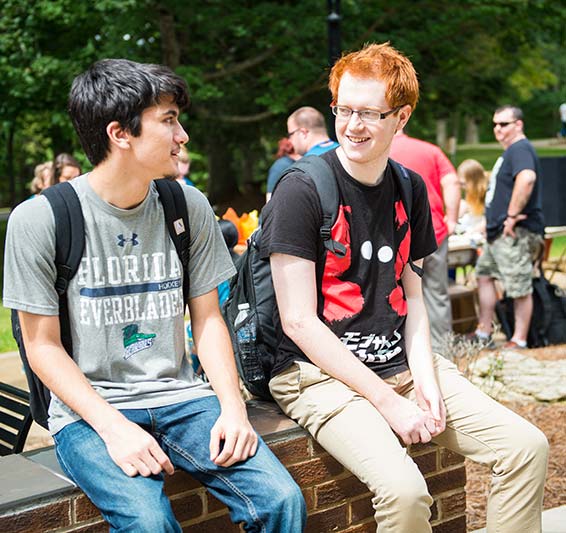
[218,219,239,250]
[494,105,524,121]
[68,59,189,166]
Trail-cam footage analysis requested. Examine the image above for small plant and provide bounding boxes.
[439,325,505,396]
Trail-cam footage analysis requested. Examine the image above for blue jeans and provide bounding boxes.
[53,396,305,532]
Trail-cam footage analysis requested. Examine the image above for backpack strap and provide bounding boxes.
[388,159,423,278]
[277,156,346,257]
[154,179,191,308]
[41,182,85,359]
[42,182,85,296]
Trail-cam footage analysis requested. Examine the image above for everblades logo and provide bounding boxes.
[122,324,156,359]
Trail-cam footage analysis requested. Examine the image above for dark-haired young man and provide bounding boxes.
[3,59,305,532]
[261,44,547,532]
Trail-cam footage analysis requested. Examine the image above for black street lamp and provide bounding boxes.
[327,0,341,140]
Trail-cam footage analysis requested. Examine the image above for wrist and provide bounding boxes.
[506,213,518,219]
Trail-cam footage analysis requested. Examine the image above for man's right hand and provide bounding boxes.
[377,392,438,446]
[100,418,174,477]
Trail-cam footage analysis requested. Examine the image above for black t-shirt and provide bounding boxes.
[485,138,545,241]
[260,150,437,379]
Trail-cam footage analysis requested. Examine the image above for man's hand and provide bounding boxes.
[414,378,446,437]
[445,217,458,236]
[503,213,527,237]
[378,392,439,445]
[209,407,258,467]
[100,418,174,477]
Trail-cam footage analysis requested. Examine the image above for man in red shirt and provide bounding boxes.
[390,131,460,352]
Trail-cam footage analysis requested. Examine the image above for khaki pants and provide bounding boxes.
[269,354,548,533]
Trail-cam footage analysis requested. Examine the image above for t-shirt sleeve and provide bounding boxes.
[408,172,438,260]
[2,197,59,315]
[260,173,321,262]
[183,187,236,298]
[434,146,457,180]
[509,144,536,178]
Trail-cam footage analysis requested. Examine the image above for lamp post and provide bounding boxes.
[327,0,341,141]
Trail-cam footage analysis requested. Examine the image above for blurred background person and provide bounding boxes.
[51,152,81,184]
[266,137,300,202]
[28,161,53,198]
[175,145,195,187]
[457,158,488,237]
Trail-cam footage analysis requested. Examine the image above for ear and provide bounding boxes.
[106,121,131,151]
[396,104,413,133]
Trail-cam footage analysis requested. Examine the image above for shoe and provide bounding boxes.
[465,332,496,350]
[502,340,527,350]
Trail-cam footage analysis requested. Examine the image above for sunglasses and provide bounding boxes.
[493,120,517,128]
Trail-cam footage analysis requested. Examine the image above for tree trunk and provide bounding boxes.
[464,116,479,144]
[206,139,239,209]
[158,5,180,69]
[436,118,447,151]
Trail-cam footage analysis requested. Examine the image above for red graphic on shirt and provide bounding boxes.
[322,205,364,322]
[388,199,410,316]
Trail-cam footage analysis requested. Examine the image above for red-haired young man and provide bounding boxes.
[260,43,547,532]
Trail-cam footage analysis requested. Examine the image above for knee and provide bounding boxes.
[520,425,549,469]
[270,479,306,518]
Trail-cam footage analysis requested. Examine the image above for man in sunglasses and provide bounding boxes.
[261,45,547,532]
[473,105,545,350]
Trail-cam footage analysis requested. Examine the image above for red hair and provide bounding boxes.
[275,137,295,159]
[329,43,419,110]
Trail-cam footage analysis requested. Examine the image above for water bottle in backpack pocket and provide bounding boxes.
[233,303,265,386]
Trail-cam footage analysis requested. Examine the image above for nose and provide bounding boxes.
[347,111,364,128]
[176,123,189,145]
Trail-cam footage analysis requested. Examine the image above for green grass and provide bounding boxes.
[0,303,17,353]
[548,236,566,259]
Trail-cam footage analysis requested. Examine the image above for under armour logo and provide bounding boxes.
[117,233,139,247]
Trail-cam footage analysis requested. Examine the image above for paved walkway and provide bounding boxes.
[472,505,566,532]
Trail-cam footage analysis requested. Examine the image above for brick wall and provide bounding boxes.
[0,428,467,533]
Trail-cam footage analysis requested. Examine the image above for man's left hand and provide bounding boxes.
[503,214,527,237]
[209,407,258,467]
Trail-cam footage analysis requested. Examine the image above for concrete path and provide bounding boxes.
[472,505,566,532]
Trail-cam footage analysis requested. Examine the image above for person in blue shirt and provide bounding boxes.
[287,106,339,157]
[266,107,339,198]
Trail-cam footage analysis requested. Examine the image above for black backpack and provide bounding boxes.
[222,156,419,400]
[495,273,566,348]
[10,179,191,430]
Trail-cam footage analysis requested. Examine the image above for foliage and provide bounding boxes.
[0,303,17,353]
[0,0,564,209]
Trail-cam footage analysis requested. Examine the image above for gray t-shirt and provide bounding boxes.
[3,175,236,434]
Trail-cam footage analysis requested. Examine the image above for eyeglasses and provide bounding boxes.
[331,105,401,123]
[287,128,301,138]
[493,120,517,128]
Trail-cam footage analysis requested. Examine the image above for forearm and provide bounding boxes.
[27,341,126,433]
[284,314,396,409]
[441,173,461,232]
[193,314,246,411]
[404,294,436,381]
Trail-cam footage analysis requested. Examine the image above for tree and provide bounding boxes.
[1,0,564,209]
